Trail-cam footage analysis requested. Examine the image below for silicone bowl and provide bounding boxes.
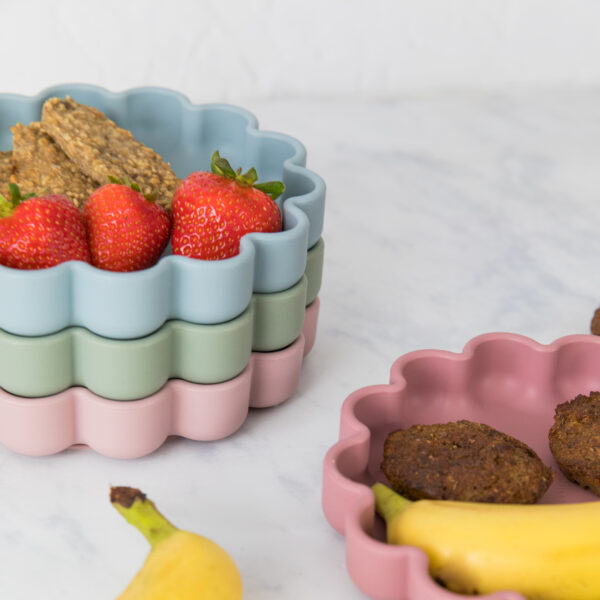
[0,298,319,459]
[0,240,322,400]
[322,333,600,600]
[0,84,326,339]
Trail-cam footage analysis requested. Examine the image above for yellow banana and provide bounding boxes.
[111,487,242,600]
[372,482,600,600]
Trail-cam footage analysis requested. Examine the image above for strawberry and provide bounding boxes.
[83,178,171,272]
[171,151,284,260]
[0,184,90,269]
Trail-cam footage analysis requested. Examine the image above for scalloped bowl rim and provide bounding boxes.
[322,332,600,600]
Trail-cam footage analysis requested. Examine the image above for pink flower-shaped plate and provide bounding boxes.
[322,332,600,600]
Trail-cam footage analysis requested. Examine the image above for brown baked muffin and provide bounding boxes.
[591,308,600,335]
[381,420,554,503]
[549,392,600,495]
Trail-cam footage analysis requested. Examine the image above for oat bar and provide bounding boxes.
[10,122,97,207]
[41,97,179,209]
[0,151,12,198]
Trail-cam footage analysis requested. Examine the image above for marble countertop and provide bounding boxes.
[2,89,600,599]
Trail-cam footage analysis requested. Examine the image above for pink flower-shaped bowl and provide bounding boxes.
[0,299,319,459]
[322,333,600,600]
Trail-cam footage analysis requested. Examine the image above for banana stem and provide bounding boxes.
[110,487,178,549]
[372,483,412,524]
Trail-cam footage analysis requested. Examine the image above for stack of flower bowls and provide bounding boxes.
[0,84,325,459]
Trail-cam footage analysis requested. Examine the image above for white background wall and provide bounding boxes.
[3,0,600,101]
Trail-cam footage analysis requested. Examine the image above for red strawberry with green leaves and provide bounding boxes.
[171,151,284,260]
[0,184,90,269]
[83,177,171,272]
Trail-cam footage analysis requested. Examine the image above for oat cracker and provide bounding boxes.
[10,122,97,207]
[42,96,179,209]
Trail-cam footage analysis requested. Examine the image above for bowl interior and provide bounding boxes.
[344,337,600,542]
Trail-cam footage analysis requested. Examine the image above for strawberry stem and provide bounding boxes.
[210,150,285,201]
[254,180,285,199]
[0,183,36,217]
[9,183,36,206]
[107,175,153,202]
[211,153,238,179]
[0,194,12,218]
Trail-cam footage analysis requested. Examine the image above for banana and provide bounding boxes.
[372,482,600,600]
[111,487,243,600]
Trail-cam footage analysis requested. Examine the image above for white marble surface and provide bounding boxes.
[2,90,600,598]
